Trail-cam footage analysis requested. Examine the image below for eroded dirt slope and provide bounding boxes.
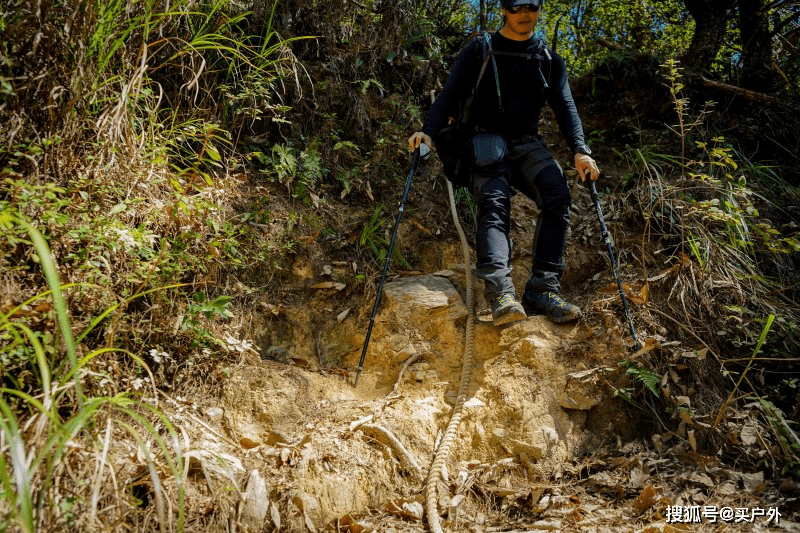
[168,262,797,531]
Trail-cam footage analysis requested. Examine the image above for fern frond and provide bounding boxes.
[622,361,661,397]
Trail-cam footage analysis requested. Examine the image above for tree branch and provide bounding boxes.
[770,11,800,37]
[692,74,800,112]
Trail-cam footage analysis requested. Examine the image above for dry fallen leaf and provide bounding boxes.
[740,423,758,446]
[239,437,260,449]
[638,282,649,304]
[632,337,660,358]
[270,502,281,530]
[311,281,347,291]
[291,357,312,370]
[298,231,320,244]
[630,466,650,488]
[632,484,658,514]
[685,471,714,487]
[336,515,362,532]
[681,347,708,360]
[386,499,423,521]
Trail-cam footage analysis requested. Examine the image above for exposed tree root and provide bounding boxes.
[361,423,423,481]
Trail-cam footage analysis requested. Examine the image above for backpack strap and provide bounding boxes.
[485,33,503,111]
[462,32,502,124]
[489,39,552,90]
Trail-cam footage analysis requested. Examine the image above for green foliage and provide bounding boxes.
[621,360,661,398]
[758,398,800,477]
[181,293,234,348]
[0,216,185,531]
[613,55,800,473]
[296,144,325,204]
[540,0,694,76]
[253,141,327,205]
[265,143,299,185]
[360,206,389,262]
[654,62,800,261]
[454,186,477,227]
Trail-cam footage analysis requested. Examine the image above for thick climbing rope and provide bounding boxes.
[425,180,477,533]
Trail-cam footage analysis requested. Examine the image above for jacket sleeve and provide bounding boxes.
[545,51,585,153]
[422,38,482,138]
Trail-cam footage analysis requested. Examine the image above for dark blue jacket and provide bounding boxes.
[422,32,585,153]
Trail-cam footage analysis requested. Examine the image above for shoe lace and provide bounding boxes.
[494,293,515,307]
[544,292,569,309]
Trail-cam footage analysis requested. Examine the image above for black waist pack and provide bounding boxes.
[470,132,508,174]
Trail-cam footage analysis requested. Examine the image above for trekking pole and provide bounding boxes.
[588,179,642,351]
[354,144,429,386]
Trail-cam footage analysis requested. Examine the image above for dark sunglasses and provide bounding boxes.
[507,4,541,13]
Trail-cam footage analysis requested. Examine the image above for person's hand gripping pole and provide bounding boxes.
[575,153,600,182]
[408,132,433,154]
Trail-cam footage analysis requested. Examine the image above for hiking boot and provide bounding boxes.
[521,291,581,323]
[491,293,527,325]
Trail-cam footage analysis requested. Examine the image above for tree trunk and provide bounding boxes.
[682,0,736,72]
[738,0,779,89]
[479,0,487,31]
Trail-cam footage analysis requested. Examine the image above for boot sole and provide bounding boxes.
[548,312,581,323]
[492,306,527,325]
[523,305,581,323]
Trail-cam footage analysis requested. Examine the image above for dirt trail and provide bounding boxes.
[161,268,778,531]
[208,272,621,529]
[167,191,799,532]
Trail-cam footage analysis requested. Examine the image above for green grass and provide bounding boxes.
[0,215,185,531]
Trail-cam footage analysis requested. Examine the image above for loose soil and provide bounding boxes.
[167,191,799,532]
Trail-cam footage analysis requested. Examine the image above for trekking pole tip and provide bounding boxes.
[353,369,362,387]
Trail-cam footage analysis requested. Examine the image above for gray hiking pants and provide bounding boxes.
[469,134,571,301]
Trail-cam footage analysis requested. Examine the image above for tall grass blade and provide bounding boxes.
[15,218,83,405]
[0,399,34,533]
[713,314,776,429]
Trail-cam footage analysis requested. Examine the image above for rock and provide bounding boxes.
[292,493,322,532]
[738,471,765,493]
[242,469,270,525]
[530,521,561,530]
[415,370,438,382]
[445,390,458,405]
[559,390,600,411]
[263,345,288,361]
[541,427,559,446]
[464,398,486,408]
[382,275,468,323]
[204,406,224,420]
[507,438,545,460]
[186,449,244,480]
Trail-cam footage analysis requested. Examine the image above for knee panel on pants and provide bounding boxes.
[535,164,571,215]
[477,186,511,232]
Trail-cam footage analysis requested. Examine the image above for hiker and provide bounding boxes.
[408,0,599,325]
